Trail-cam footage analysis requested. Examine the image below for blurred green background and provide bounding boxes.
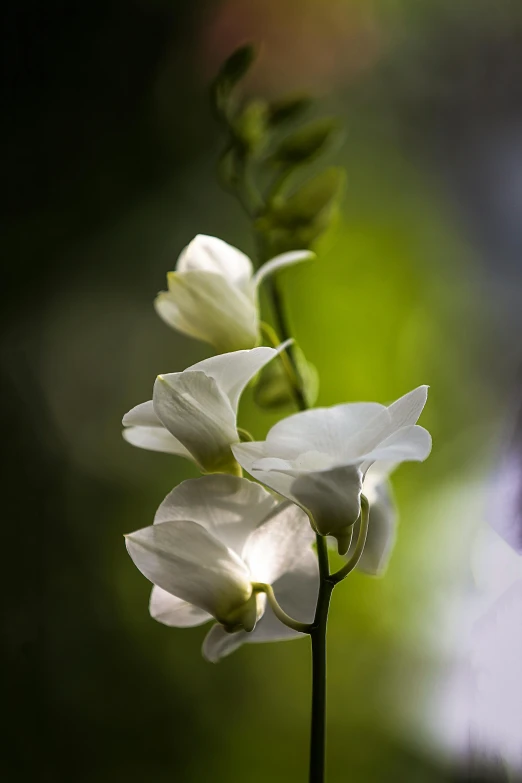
[4,1,522,780]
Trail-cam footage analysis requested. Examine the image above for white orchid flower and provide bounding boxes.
[154,234,313,353]
[125,475,319,662]
[123,345,288,475]
[232,386,431,554]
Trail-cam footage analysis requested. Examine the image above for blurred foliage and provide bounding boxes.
[4,0,522,782]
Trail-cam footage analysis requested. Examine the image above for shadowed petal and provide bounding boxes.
[125,520,252,620]
[153,371,238,472]
[149,586,211,627]
[202,624,248,662]
[123,426,193,457]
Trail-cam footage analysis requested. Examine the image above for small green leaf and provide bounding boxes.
[270,118,338,166]
[268,94,312,126]
[219,44,256,85]
[211,44,256,119]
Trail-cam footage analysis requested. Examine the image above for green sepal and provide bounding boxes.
[211,44,256,120]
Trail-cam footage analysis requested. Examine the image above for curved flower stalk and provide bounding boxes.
[345,464,398,576]
[154,234,313,353]
[233,386,431,554]
[123,345,289,474]
[125,475,319,662]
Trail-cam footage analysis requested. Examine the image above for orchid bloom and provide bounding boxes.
[154,234,313,353]
[123,345,287,475]
[125,475,319,662]
[232,386,431,554]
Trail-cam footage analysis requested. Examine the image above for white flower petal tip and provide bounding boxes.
[123,347,282,473]
[233,386,431,543]
[126,474,319,653]
[252,250,315,288]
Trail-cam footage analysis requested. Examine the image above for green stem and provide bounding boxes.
[253,583,311,634]
[309,534,332,783]
[265,277,308,412]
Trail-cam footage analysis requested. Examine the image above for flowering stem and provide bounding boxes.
[260,320,303,397]
[309,534,332,783]
[253,583,311,634]
[265,278,309,412]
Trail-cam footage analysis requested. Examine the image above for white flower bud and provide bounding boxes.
[154,235,313,353]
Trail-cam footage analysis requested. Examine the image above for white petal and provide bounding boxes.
[188,346,285,413]
[155,271,258,353]
[125,520,252,621]
[122,400,160,427]
[149,585,211,627]
[153,475,277,556]
[176,235,253,290]
[359,425,432,473]
[387,385,429,428]
[202,624,248,662]
[234,440,363,542]
[122,425,193,457]
[232,442,297,500]
[289,465,363,538]
[242,502,314,584]
[354,481,397,576]
[264,403,386,461]
[252,250,314,288]
[248,550,319,643]
[203,550,319,659]
[153,371,238,472]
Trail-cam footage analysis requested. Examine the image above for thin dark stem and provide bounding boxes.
[309,571,333,783]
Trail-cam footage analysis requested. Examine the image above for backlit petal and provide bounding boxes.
[153,475,277,556]
[242,502,314,584]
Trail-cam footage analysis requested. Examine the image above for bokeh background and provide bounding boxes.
[4,1,522,780]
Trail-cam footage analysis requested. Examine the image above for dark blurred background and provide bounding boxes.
[3,1,522,781]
